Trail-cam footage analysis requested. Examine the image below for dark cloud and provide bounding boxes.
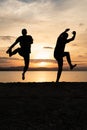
[0,36,15,41]
[78,54,87,59]
[51,0,67,5]
[43,46,53,49]
[17,0,74,11]
[0,0,6,4]
[50,0,75,11]
[79,23,84,26]
[0,57,11,64]
[85,29,87,32]
[18,0,37,3]
[0,59,9,64]
[71,44,78,46]
[18,0,52,3]
[78,55,84,58]
[31,59,56,63]
[18,0,43,3]
[0,57,56,64]
[0,57,21,61]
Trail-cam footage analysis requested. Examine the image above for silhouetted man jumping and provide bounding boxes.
[6,28,33,80]
[54,28,76,82]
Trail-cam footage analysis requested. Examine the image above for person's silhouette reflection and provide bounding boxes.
[6,28,33,80]
[54,28,76,82]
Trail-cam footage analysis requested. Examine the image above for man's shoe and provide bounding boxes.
[70,64,77,70]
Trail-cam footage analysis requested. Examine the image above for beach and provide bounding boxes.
[0,82,87,129]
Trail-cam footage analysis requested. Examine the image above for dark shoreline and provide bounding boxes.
[0,82,87,129]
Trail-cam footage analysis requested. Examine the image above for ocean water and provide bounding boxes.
[0,71,87,82]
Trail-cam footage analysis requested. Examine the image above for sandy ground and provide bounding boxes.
[0,82,87,130]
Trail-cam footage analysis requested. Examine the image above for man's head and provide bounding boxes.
[63,33,68,39]
[22,28,27,35]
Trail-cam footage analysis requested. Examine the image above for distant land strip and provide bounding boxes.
[0,67,87,71]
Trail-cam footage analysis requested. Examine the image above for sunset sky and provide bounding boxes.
[0,0,87,70]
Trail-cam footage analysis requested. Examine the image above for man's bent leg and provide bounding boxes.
[6,48,20,57]
[64,52,77,70]
[12,48,20,56]
[64,52,72,66]
[63,52,76,70]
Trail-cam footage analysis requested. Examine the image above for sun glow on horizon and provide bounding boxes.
[34,49,52,59]
[38,62,48,67]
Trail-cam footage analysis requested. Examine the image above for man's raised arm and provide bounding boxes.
[66,31,76,43]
